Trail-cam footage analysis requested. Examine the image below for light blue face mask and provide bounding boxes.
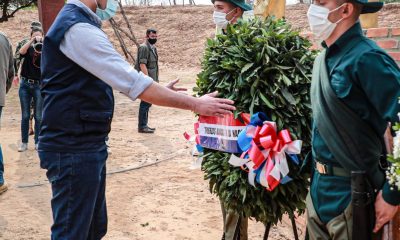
[95,0,118,20]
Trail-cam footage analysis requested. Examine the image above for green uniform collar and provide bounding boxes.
[322,22,363,51]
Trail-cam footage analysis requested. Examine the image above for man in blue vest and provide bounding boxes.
[39,0,235,239]
[307,0,400,238]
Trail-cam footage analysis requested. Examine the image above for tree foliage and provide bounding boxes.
[0,0,37,22]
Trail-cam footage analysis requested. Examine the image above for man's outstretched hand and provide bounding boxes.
[166,78,187,92]
[193,91,235,117]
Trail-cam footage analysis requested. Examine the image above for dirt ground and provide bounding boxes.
[0,3,399,240]
[0,69,304,239]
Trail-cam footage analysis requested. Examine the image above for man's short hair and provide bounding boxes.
[146,29,157,36]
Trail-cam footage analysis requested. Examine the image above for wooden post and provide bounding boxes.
[360,12,378,29]
[253,0,286,19]
[38,0,65,34]
[359,0,379,29]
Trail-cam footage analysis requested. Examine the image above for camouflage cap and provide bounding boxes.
[30,21,42,30]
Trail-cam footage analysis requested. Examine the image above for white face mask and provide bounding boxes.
[213,8,236,29]
[307,4,345,40]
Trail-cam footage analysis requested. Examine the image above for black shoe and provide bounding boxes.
[148,126,156,131]
[138,127,155,133]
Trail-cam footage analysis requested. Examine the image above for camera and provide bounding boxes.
[33,37,43,54]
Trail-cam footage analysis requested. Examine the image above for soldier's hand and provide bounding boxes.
[373,191,399,233]
[193,91,235,117]
[166,78,187,92]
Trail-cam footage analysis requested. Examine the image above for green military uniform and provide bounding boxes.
[134,42,158,82]
[220,202,248,240]
[308,21,400,239]
[135,41,159,131]
[14,38,29,73]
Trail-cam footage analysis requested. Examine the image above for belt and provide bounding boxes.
[22,77,39,84]
[315,161,351,177]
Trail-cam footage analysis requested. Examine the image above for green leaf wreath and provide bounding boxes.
[195,17,317,225]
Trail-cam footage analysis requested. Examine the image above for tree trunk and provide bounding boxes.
[0,0,10,22]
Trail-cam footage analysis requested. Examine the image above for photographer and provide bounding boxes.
[17,28,43,152]
[14,21,43,137]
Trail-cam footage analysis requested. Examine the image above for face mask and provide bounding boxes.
[95,0,118,20]
[307,4,345,40]
[148,38,157,45]
[213,8,236,29]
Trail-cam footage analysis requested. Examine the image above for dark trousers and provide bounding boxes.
[0,107,4,184]
[19,77,43,144]
[39,149,108,240]
[138,100,152,129]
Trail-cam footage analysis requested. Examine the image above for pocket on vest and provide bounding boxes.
[79,110,112,134]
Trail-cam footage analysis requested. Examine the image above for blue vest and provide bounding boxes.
[39,4,114,152]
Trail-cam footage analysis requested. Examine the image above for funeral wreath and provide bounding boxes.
[195,17,317,225]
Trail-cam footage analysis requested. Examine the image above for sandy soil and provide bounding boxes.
[0,4,398,240]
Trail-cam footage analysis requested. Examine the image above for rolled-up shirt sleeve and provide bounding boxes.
[137,45,149,65]
[60,23,153,100]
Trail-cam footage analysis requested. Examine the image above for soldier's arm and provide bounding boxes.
[356,50,400,231]
[140,64,148,76]
[138,45,149,76]
[6,40,14,93]
[14,39,28,72]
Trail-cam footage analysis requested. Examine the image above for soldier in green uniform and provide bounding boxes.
[135,29,159,134]
[211,0,253,239]
[306,0,400,239]
[14,21,42,137]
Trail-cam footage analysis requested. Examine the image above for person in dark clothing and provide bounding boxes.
[17,27,44,152]
[135,28,159,133]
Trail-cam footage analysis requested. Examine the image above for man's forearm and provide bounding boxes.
[138,82,195,111]
[140,64,149,76]
[6,52,14,93]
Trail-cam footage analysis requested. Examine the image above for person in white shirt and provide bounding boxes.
[38,0,236,239]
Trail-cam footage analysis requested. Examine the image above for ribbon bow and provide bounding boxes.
[229,112,302,191]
